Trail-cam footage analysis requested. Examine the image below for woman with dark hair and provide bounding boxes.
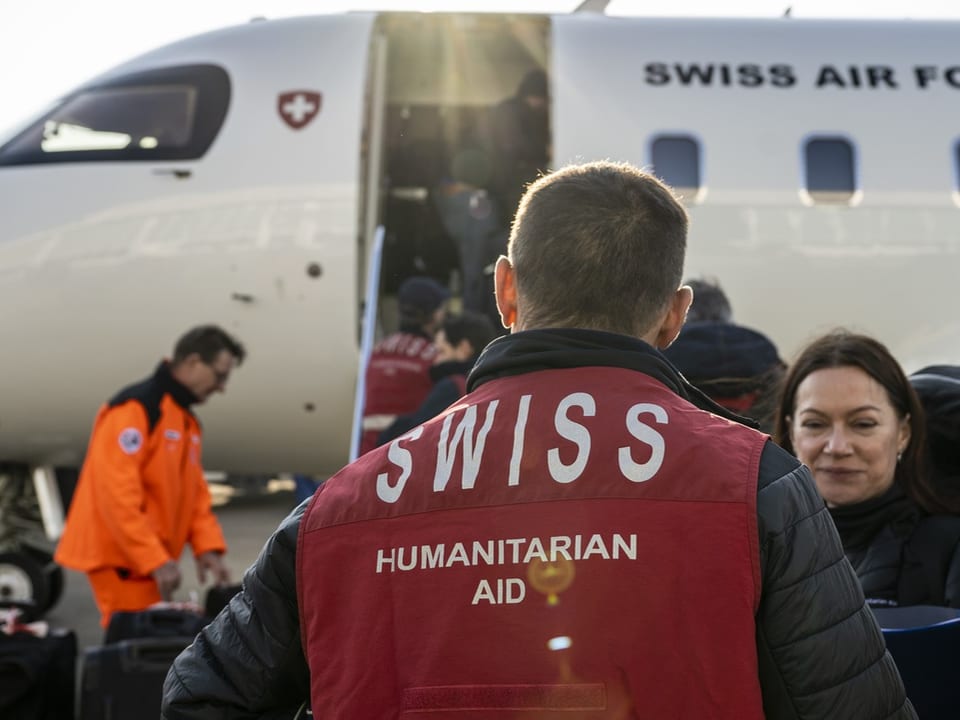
[775,329,960,608]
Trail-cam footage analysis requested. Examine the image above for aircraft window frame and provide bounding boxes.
[0,64,230,166]
[954,140,960,205]
[801,135,860,206]
[648,134,704,204]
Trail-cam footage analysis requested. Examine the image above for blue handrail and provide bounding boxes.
[349,225,385,463]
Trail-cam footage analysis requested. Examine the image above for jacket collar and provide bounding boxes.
[429,358,476,383]
[467,328,758,429]
[155,361,200,409]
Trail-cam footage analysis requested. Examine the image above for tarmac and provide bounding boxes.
[44,479,300,656]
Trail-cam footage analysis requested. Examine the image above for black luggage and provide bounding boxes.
[0,629,76,720]
[104,605,208,645]
[874,606,960,720]
[80,637,189,720]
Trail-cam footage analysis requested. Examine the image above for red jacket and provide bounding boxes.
[300,365,766,718]
[359,330,436,455]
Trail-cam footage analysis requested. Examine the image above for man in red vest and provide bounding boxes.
[358,275,450,456]
[378,310,497,445]
[162,162,915,719]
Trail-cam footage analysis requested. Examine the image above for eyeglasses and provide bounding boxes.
[206,362,231,386]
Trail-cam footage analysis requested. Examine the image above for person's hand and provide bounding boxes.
[196,551,231,586]
[151,560,182,600]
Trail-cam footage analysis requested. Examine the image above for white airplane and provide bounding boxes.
[1,9,959,610]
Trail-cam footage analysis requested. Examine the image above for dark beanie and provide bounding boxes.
[398,276,450,314]
[664,322,783,392]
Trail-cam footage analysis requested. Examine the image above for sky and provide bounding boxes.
[1,0,959,136]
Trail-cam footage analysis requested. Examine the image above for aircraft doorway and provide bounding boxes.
[368,12,551,333]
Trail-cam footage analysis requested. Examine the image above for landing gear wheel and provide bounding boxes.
[0,551,49,621]
[21,547,63,615]
[43,564,64,613]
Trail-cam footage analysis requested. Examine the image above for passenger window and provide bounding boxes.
[650,135,701,202]
[803,137,856,204]
[955,140,960,197]
[0,64,229,166]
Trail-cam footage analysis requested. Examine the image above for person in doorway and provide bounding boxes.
[433,146,508,326]
[485,68,551,223]
[162,162,913,720]
[55,325,244,627]
[358,275,450,456]
[378,310,497,444]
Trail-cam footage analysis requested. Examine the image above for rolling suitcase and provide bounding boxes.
[0,629,76,720]
[104,605,208,645]
[80,637,189,720]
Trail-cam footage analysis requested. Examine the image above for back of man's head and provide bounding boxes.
[509,161,688,336]
[172,324,246,366]
[685,278,733,324]
[443,311,498,358]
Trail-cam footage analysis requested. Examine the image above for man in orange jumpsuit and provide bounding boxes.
[55,325,245,627]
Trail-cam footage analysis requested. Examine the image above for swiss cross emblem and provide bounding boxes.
[277,90,322,130]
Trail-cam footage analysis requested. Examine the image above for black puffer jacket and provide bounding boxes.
[830,486,960,608]
[162,330,914,720]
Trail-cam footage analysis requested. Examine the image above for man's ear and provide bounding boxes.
[654,285,693,349]
[494,256,518,330]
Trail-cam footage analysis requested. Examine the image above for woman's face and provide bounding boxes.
[788,366,910,507]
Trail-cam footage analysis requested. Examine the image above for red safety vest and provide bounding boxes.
[300,366,766,718]
[359,331,436,456]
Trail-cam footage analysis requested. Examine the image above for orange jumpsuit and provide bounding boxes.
[55,363,226,626]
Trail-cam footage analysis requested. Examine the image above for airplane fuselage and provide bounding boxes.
[0,13,957,475]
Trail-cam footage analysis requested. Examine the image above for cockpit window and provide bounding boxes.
[0,64,229,166]
[37,87,196,153]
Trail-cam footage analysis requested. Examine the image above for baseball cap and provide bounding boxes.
[398,276,450,314]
